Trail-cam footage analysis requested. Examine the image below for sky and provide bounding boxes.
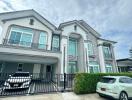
[0,0,132,59]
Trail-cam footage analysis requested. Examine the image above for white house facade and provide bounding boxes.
[0,9,118,75]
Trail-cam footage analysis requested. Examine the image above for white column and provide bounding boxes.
[84,42,90,73]
[33,64,41,78]
[98,45,106,73]
[60,36,68,74]
[111,45,118,73]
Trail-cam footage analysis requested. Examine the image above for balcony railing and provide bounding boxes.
[2,39,60,52]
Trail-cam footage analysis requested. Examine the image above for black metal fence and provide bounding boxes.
[0,73,75,96]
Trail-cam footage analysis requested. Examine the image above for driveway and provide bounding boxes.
[0,92,109,100]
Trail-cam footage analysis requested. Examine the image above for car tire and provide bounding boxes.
[98,93,103,97]
[119,92,128,100]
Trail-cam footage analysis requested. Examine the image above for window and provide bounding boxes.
[8,27,33,47]
[89,61,100,73]
[68,61,78,73]
[119,77,132,83]
[87,42,94,56]
[103,46,112,59]
[52,35,59,51]
[100,77,116,84]
[38,32,47,49]
[68,39,77,56]
[106,63,113,73]
[17,64,23,71]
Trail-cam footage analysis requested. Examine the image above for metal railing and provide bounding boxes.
[0,73,75,96]
[2,39,60,52]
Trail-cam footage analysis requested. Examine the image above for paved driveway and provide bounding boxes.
[0,92,110,100]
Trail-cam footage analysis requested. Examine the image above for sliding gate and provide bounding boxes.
[0,73,75,96]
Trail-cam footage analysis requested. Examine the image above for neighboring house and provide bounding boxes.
[0,9,117,75]
[117,58,132,72]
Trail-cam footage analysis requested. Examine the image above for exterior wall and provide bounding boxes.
[0,17,52,50]
[86,31,100,62]
[97,39,117,73]
[0,13,117,74]
[61,24,101,73]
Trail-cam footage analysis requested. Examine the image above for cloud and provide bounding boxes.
[0,0,131,59]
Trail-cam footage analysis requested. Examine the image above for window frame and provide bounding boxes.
[89,61,100,73]
[8,27,33,47]
[105,63,113,73]
[52,34,60,51]
[68,38,78,56]
[38,32,48,49]
[68,61,78,73]
[87,41,94,56]
[103,46,112,59]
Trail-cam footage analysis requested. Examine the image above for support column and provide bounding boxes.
[84,42,90,73]
[98,45,106,73]
[111,45,118,73]
[33,64,41,78]
[60,36,68,74]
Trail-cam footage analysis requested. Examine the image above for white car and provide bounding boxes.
[4,72,32,89]
[96,76,132,100]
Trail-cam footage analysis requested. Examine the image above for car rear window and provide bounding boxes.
[100,77,116,83]
[12,73,30,77]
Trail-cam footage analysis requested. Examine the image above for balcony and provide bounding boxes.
[0,39,61,63]
[2,39,60,52]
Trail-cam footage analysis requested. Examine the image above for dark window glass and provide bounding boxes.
[18,64,23,71]
[100,77,116,83]
[119,77,132,83]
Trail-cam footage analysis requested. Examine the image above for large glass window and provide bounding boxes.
[103,46,112,59]
[88,42,94,56]
[52,35,59,51]
[38,32,47,49]
[89,61,100,73]
[106,63,113,73]
[68,39,77,56]
[8,27,33,47]
[68,61,78,73]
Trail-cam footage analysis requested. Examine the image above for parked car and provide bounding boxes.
[4,72,32,89]
[96,76,132,100]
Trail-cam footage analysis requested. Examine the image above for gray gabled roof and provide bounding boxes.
[59,20,101,37]
[0,9,57,31]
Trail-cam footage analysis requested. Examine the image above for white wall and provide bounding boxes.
[0,17,52,50]
[61,24,88,73]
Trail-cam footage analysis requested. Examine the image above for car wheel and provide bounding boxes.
[119,92,128,100]
[98,93,103,97]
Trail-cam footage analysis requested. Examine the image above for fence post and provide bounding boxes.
[64,73,66,91]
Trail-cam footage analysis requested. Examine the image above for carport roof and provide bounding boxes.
[117,58,132,62]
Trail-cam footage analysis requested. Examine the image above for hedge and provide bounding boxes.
[73,73,132,94]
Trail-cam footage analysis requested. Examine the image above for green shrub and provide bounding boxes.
[73,73,132,94]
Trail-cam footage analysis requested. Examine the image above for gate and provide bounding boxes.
[0,73,75,96]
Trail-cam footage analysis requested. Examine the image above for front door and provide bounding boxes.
[46,65,52,80]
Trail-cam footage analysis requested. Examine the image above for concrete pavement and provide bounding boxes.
[0,92,108,100]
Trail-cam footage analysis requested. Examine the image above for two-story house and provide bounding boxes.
[0,9,118,76]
